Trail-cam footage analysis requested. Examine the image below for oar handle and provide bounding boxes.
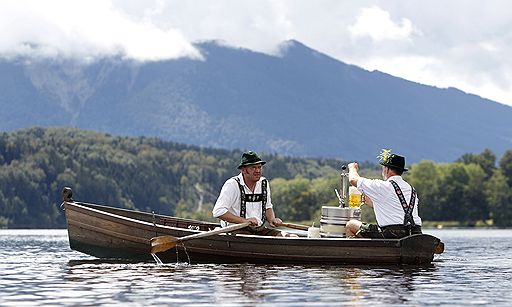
[281,222,310,231]
[177,221,251,244]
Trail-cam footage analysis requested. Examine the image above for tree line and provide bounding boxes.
[270,149,512,227]
[0,127,340,228]
[1,127,512,228]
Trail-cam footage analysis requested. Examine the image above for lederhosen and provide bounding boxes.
[234,177,275,234]
[380,180,422,238]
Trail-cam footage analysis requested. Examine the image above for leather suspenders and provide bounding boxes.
[234,177,267,223]
[389,180,417,226]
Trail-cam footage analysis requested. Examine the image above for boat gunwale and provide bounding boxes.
[64,201,437,248]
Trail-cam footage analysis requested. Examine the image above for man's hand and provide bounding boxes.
[246,217,259,226]
[269,217,283,227]
[348,162,360,187]
[348,162,359,171]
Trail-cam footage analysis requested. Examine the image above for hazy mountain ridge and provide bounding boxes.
[1,40,511,163]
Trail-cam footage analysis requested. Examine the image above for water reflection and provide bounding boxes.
[2,229,512,306]
[207,263,440,305]
[61,258,440,305]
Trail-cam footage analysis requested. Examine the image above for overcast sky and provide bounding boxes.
[1,0,511,106]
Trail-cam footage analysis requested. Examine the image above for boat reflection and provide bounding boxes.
[64,258,439,305]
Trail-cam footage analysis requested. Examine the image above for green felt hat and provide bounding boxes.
[237,151,266,169]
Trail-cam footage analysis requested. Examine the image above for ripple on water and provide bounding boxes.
[2,229,512,305]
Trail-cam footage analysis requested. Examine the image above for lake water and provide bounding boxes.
[1,229,512,306]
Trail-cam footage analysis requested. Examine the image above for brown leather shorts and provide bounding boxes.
[357,223,422,239]
[233,221,283,236]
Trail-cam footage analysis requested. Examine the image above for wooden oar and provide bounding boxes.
[150,221,251,254]
[281,222,310,231]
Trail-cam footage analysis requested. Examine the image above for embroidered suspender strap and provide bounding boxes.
[403,188,417,226]
[234,177,267,222]
[234,177,247,218]
[261,179,267,223]
[389,180,416,226]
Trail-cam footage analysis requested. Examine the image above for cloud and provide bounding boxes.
[336,2,512,106]
[348,6,416,42]
[0,0,201,61]
[136,0,296,55]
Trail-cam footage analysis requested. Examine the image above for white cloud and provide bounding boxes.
[0,0,201,61]
[357,53,512,105]
[362,55,439,83]
[348,6,416,42]
[146,0,296,55]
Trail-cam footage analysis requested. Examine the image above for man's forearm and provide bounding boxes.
[218,211,247,224]
[265,208,276,221]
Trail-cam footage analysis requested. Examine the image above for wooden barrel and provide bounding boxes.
[320,206,361,237]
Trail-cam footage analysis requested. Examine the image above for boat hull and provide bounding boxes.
[64,202,442,265]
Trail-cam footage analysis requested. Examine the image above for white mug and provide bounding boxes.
[308,227,321,238]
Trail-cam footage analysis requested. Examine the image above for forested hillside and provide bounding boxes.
[0,127,343,228]
[1,127,512,228]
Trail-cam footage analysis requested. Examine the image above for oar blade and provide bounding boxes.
[150,235,179,254]
[149,221,251,254]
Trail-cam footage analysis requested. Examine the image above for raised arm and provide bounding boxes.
[348,162,361,187]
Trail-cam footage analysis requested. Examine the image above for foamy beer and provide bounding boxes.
[348,186,361,208]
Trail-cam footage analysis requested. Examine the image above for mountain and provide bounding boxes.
[1,40,511,163]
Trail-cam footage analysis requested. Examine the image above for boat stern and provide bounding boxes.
[400,234,443,264]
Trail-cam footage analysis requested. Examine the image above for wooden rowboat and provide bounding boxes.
[62,188,444,265]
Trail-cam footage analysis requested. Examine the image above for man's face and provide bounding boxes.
[243,164,263,181]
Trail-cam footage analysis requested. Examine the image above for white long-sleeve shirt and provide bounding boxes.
[357,175,422,227]
[212,173,273,227]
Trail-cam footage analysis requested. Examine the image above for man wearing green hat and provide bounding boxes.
[345,150,422,239]
[212,151,294,237]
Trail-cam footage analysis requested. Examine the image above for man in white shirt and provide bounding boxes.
[345,151,422,239]
[212,151,295,237]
